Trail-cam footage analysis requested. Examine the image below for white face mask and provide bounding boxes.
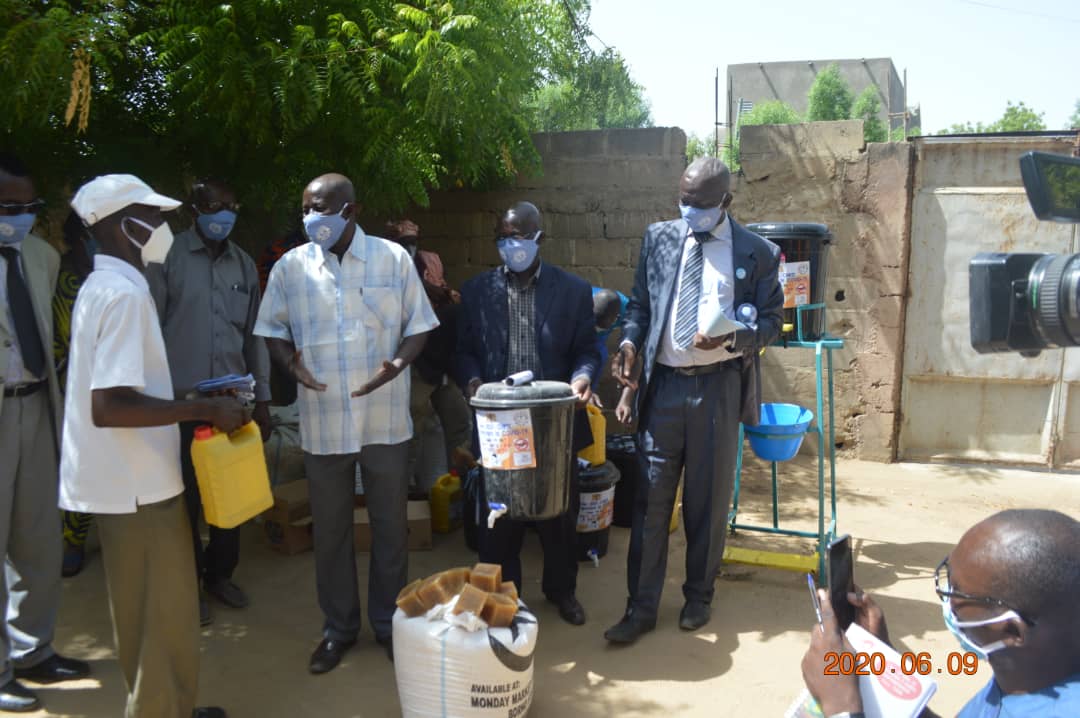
[122,216,174,265]
[941,598,1016,660]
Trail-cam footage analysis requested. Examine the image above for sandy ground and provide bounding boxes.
[27,458,1080,717]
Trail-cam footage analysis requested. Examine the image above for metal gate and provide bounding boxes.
[899,135,1080,467]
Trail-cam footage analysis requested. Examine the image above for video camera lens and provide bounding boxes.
[1028,254,1080,349]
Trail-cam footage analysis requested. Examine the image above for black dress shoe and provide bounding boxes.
[679,601,711,631]
[375,634,394,662]
[205,578,249,609]
[192,707,227,718]
[0,680,39,713]
[14,654,90,684]
[548,595,586,626]
[309,638,356,674]
[604,613,656,645]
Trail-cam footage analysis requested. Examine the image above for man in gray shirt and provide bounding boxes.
[148,178,271,626]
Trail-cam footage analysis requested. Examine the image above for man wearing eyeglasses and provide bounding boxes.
[800,509,1080,718]
[147,178,271,626]
[0,153,91,712]
[456,201,599,626]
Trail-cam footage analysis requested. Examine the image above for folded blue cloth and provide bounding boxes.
[195,373,255,394]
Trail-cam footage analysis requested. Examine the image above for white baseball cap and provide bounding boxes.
[70,174,182,226]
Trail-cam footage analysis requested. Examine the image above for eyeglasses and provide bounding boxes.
[0,199,45,216]
[934,557,1037,625]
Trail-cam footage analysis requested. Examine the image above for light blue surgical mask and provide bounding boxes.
[0,213,37,246]
[679,203,724,233]
[303,206,350,250]
[497,232,540,273]
[196,209,237,241]
[941,599,1015,660]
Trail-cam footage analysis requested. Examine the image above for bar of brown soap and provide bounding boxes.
[498,581,518,603]
[470,562,502,592]
[481,592,517,628]
[452,584,488,616]
[395,578,426,617]
[442,566,472,596]
[418,571,456,608]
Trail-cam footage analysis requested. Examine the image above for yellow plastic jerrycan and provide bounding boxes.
[429,471,463,534]
[191,421,273,529]
[577,403,606,466]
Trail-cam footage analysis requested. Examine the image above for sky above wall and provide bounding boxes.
[588,0,1078,135]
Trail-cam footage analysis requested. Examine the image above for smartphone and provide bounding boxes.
[826,534,856,630]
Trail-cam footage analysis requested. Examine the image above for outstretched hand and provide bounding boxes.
[610,344,639,389]
[352,360,404,398]
[289,350,327,392]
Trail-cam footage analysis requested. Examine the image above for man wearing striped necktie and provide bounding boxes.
[605,158,784,644]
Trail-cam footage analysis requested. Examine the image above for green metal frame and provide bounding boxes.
[728,303,843,578]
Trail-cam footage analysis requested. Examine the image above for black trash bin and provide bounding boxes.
[746,222,833,340]
[608,434,640,528]
[576,461,620,562]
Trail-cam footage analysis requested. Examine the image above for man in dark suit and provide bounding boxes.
[457,201,598,626]
[605,158,783,644]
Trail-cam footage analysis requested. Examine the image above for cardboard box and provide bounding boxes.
[268,479,312,524]
[263,480,314,554]
[264,516,314,555]
[354,501,432,552]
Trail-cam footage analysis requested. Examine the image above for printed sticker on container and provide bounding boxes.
[577,487,616,532]
[779,261,811,309]
[476,409,538,470]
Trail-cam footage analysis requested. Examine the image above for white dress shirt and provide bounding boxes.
[60,255,184,514]
[255,227,439,455]
[656,214,741,368]
[1,244,38,386]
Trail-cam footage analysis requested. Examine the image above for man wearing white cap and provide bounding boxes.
[64,174,248,718]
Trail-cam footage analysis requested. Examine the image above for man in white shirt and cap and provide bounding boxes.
[65,174,248,718]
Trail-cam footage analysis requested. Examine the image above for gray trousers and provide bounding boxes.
[627,363,741,621]
[0,390,60,682]
[97,496,199,718]
[304,442,409,642]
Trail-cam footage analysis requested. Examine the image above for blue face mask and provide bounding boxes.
[196,209,237,242]
[497,232,540,273]
[679,203,724,233]
[0,213,37,246]
[941,599,1015,660]
[303,206,350,250]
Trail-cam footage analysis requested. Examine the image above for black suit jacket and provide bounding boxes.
[621,217,784,426]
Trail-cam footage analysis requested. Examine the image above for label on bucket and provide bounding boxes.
[577,486,616,532]
[476,409,537,470]
[779,261,810,309]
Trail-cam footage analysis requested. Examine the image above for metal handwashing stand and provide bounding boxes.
[724,303,843,578]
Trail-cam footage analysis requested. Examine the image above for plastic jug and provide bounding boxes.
[429,471,463,534]
[191,421,273,529]
[577,403,606,466]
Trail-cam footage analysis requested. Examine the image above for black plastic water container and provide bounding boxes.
[746,222,833,340]
[576,461,620,562]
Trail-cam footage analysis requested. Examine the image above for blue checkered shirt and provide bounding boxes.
[255,227,439,455]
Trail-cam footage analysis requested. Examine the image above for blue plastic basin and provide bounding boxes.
[745,403,814,462]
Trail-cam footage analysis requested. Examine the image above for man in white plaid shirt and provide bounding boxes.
[255,173,438,673]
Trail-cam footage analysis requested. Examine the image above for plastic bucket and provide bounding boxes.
[471,381,577,520]
[576,462,620,562]
[744,403,814,462]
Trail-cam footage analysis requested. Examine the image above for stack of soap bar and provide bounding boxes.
[395,578,426,617]
[470,562,503,592]
[481,592,517,627]
[498,581,518,603]
[451,584,488,616]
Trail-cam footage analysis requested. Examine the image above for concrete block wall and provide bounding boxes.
[735,120,914,460]
[380,127,688,414]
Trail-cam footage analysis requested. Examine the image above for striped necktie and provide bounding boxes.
[673,232,712,349]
